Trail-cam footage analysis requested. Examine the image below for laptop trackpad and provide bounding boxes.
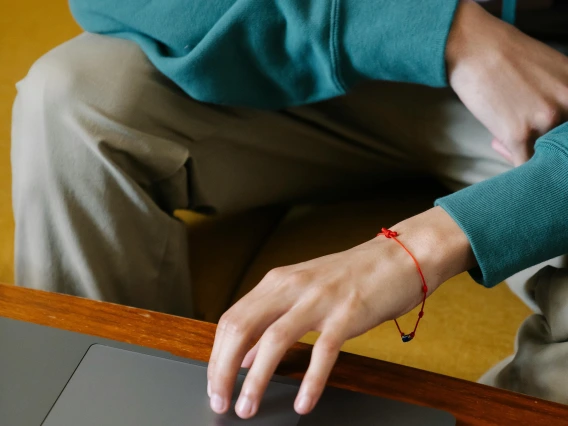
[42,344,301,426]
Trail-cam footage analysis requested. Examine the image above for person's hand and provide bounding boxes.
[447,0,568,166]
[207,207,475,419]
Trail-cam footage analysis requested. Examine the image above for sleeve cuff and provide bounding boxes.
[338,0,460,88]
[435,141,568,287]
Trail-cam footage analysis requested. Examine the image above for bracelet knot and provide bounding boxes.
[380,228,398,239]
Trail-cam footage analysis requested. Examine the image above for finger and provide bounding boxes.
[209,289,270,377]
[208,296,289,414]
[491,138,514,163]
[241,341,260,369]
[208,313,232,390]
[235,308,315,419]
[208,323,225,379]
[208,314,252,414]
[209,331,258,397]
[208,269,290,402]
[294,327,346,415]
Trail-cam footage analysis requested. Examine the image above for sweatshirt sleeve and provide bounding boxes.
[69,0,459,108]
[435,123,568,287]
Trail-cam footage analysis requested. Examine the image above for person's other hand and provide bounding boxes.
[206,207,475,419]
[447,0,568,166]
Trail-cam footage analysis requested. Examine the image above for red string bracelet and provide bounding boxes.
[378,228,427,343]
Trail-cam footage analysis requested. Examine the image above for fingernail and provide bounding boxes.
[210,394,226,413]
[236,396,254,418]
[296,395,312,413]
[207,380,211,397]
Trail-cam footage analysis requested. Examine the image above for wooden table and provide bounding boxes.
[1,284,567,425]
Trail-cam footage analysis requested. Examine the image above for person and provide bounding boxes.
[11,0,568,419]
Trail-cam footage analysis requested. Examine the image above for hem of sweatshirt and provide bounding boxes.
[435,140,568,288]
[337,0,460,87]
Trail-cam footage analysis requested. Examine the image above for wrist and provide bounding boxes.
[446,0,510,84]
[390,207,476,291]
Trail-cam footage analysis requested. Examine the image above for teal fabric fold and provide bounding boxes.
[502,0,517,24]
[69,0,459,108]
[436,124,568,287]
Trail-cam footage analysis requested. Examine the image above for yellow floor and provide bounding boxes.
[1,2,532,383]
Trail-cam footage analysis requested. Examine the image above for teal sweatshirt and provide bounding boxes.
[69,0,568,287]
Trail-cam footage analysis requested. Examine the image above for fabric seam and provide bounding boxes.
[329,0,347,94]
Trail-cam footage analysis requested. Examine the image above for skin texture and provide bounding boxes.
[208,0,568,418]
[448,0,568,166]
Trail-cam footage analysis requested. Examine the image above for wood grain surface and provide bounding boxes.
[1,283,567,425]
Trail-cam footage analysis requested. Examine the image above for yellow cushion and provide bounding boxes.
[176,208,285,322]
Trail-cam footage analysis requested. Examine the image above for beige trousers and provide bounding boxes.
[479,266,568,404]
[12,34,568,398]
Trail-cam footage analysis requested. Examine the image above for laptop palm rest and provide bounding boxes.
[41,344,301,426]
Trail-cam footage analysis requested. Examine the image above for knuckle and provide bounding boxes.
[534,105,561,132]
[285,270,312,288]
[264,325,290,347]
[217,312,232,330]
[264,267,287,282]
[241,384,260,400]
[218,313,247,337]
[317,337,341,358]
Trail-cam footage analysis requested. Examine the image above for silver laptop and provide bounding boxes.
[0,317,455,425]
